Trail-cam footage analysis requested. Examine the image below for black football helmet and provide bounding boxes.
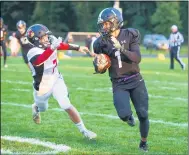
[97,8,123,37]
[16,20,26,29]
[26,24,52,48]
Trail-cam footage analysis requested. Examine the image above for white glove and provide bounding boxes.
[50,37,62,50]
[49,35,58,44]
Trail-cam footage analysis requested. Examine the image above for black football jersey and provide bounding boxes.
[93,28,141,80]
[15,30,33,54]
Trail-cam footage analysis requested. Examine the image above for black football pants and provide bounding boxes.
[0,40,7,65]
[112,79,149,138]
[170,46,185,69]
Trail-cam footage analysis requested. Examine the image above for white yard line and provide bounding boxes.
[2,80,31,85]
[12,88,31,92]
[1,68,187,86]
[1,68,30,73]
[1,149,59,154]
[160,87,177,90]
[1,102,187,128]
[1,149,13,154]
[1,135,71,154]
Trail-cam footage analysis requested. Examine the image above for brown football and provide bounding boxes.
[96,54,111,72]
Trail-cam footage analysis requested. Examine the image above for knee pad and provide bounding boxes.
[137,109,148,122]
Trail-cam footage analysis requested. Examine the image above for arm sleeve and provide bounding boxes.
[90,40,95,53]
[120,29,141,63]
[178,32,184,44]
[27,47,54,66]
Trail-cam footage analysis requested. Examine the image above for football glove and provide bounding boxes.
[50,36,62,50]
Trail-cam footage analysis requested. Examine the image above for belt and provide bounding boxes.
[117,73,140,83]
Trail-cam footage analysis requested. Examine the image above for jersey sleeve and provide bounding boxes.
[27,47,54,66]
[120,28,141,63]
[93,38,103,54]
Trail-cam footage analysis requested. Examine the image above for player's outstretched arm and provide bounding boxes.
[58,43,90,55]
[31,38,62,66]
[78,46,90,54]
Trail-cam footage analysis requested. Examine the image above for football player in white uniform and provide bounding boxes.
[26,24,97,140]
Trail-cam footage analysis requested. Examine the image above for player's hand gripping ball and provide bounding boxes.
[93,54,111,74]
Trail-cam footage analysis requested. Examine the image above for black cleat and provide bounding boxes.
[139,141,148,152]
[127,115,135,127]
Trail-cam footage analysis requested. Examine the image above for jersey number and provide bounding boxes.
[52,59,57,73]
[115,50,122,68]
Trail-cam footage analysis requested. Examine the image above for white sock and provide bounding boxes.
[75,121,87,132]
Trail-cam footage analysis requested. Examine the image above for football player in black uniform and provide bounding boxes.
[15,20,33,69]
[92,8,149,152]
[0,17,8,68]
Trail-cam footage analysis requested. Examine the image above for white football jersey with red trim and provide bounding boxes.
[27,47,60,96]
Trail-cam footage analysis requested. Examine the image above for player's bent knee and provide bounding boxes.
[38,104,48,112]
[137,109,148,122]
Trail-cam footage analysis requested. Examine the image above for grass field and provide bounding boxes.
[1,56,188,154]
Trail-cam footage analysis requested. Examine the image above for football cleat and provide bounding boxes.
[182,64,186,70]
[139,141,148,152]
[81,130,97,140]
[127,115,135,127]
[32,104,41,124]
[4,64,8,68]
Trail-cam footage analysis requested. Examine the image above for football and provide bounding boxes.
[94,53,111,73]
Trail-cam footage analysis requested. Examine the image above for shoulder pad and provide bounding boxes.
[127,28,140,37]
[27,47,43,61]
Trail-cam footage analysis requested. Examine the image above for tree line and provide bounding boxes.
[1,1,188,42]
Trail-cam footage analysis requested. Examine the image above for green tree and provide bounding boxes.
[1,2,35,31]
[73,1,112,32]
[179,1,188,42]
[31,1,77,36]
[151,2,182,37]
[121,1,156,38]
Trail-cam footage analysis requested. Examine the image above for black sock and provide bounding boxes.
[140,140,147,145]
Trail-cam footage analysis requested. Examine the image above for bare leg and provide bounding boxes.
[65,106,97,139]
[65,106,82,124]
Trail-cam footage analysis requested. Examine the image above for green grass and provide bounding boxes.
[1,56,188,154]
